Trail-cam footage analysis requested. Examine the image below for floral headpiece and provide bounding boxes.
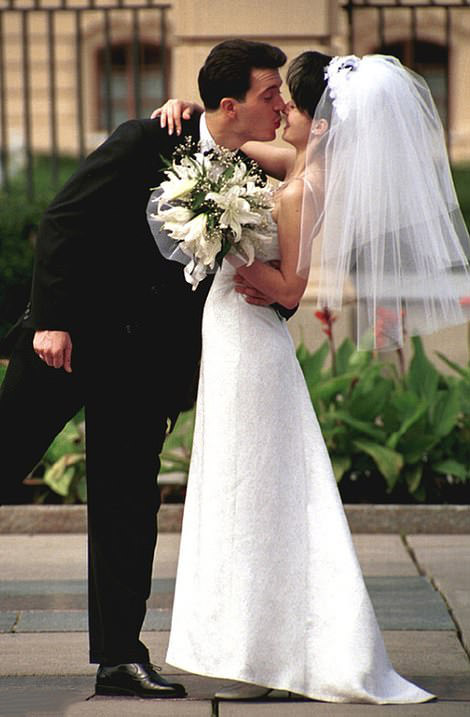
[325,55,361,120]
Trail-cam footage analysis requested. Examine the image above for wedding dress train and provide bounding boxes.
[166,231,433,704]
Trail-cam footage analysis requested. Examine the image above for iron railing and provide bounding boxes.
[0,0,171,197]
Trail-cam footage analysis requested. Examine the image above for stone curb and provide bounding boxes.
[0,503,469,534]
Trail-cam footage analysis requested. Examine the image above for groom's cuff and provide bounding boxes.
[272,303,298,320]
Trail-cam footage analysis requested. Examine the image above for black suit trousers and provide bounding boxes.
[0,326,172,664]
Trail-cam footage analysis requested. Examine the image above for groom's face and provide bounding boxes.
[235,68,285,142]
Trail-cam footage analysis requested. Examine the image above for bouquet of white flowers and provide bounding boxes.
[148,139,274,289]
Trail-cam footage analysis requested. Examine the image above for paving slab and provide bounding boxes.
[0,575,452,632]
[0,534,87,581]
[367,576,454,630]
[0,611,16,632]
[0,632,171,676]
[218,702,470,716]
[352,535,418,576]
[9,607,169,634]
[66,699,212,717]
[382,631,470,677]
[0,534,177,581]
[408,535,470,654]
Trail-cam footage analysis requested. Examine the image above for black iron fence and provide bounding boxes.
[0,0,171,198]
[343,0,470,147]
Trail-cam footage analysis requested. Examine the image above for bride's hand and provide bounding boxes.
[150,99,203,136]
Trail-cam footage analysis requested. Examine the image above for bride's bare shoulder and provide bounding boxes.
[275,177,304,206]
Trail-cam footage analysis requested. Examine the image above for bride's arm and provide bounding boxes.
[235,181,307,309]
[151,99,203,135]
[240,142,294,182]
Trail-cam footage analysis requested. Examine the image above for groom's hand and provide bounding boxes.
[233,272,274,306]
[33,330,73,373]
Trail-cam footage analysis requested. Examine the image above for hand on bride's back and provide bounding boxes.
[234,262,279,306]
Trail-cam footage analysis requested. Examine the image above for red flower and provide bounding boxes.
[315,307,337,338]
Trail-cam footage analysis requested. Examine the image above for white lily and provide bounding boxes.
[237,227,272,265]
[184,259,209,291]
[160,176,198,202]
[226,161,247,187]
[207,186,260,241]
[156,205,194,224]
[183,212,208,244]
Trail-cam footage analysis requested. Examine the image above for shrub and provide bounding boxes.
[0,155,78,338]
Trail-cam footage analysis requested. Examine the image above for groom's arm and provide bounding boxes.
[234,269,298,319]
[26,120,152,332]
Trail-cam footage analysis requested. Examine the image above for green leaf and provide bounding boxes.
[407,336,439,401]
[295,341,309,364]
[310,373,356,403]
[413,483,427,502]
[335,338,355,375]
[348,375,393,421]
[386,399,428,449]
[404,464,423,494]
[432,459,467,480]
[76,476,87,503]
[435,351,470,379]
[331,455,351,482]
[353,439,403,490]
[430,387,461,438]
[382,390,422,433]
[159,455,191,474]
[401,433,437,464]
[299,340,329,388]
[44,420,83,464]
[348,349,373,370]
[333,409,385,441]
[43,458,75,497]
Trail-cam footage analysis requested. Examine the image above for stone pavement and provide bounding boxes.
[0,533,469,716]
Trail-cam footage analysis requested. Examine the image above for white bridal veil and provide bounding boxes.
[300,54,470,349]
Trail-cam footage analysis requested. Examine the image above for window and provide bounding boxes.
[96,42,167,130]
[377,41,448,129]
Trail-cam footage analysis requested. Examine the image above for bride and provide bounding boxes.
[150,51,469,703]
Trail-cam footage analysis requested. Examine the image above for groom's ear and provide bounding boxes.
[219,97,238,118]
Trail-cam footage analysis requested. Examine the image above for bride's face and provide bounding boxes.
[282,101,311,149]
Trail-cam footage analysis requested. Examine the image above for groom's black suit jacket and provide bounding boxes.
[21,113,209,413]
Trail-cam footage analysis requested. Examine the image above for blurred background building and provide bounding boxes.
[1,0,470,359]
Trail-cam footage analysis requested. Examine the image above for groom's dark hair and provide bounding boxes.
[287,51,332,118]
[198,39,286,110]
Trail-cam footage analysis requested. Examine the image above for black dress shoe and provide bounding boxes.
[95,662,187,698]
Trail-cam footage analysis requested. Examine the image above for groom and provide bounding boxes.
[0,39,286,698]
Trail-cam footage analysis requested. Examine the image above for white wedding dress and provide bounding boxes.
[166,227,433,704]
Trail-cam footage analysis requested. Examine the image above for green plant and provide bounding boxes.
[23,407,195,504]
[452,164,470,230]
[296,330,470,503]
[0,154,78,338]
[25,411,87,504]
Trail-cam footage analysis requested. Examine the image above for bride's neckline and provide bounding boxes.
[277,175,304,191]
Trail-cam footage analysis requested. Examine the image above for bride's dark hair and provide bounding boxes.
[287,51,332,118]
